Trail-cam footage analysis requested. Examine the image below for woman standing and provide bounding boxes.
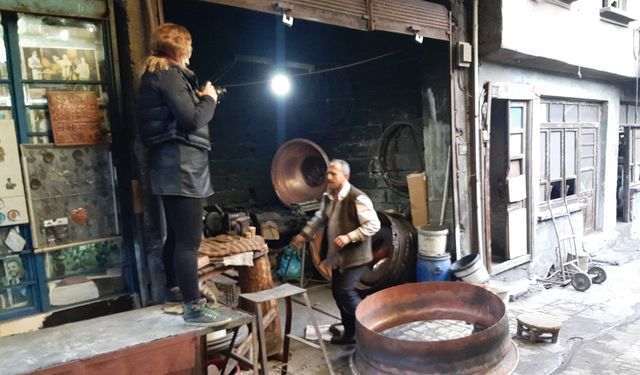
[137,23,227,325]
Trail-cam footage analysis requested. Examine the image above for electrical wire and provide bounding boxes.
[220,47,410,88]
[378,122,424,193]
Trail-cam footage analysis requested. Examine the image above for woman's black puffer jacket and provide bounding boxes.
[137,65,217,198]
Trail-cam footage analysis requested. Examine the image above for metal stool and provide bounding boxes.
[240,283,335,375]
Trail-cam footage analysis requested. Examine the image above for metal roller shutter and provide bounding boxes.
[201,0,450,41]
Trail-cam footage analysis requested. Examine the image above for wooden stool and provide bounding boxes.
[516,312,562,343]
[240,283,335,375]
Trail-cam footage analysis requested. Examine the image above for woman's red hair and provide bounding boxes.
[140,23,192,75]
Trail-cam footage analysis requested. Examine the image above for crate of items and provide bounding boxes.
[208,274,239,307]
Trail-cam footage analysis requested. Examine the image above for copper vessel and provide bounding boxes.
[354,282,518,375]
[271,138,329,206]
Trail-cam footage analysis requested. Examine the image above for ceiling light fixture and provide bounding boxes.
[271,73,291,96]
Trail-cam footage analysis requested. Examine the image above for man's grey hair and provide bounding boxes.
[330,159,350,176]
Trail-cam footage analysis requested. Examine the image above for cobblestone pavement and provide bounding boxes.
[253,233,640,375]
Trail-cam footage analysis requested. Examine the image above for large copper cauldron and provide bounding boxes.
[354,282,518,375]
[271,138,330,206]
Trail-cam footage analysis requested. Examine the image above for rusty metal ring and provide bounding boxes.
[354,282,518,375]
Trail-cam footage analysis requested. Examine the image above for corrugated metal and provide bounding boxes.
[0,0,108,19]
[201,0,450,41]
[293,0,366,17]
[373,0,449,40]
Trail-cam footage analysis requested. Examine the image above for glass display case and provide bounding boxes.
[21,144,119,249]
[44,238,127,307]
[17,15,106,82]
[16,14,109,144]
[0,254,35,312]
[0,10,131,320]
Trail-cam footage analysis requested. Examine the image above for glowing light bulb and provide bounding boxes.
[271,74,291,96]
[59,29,69,41]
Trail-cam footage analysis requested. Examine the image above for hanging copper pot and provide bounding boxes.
[271,138,330,206]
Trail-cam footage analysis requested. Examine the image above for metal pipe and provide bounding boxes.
[472,0,486,261]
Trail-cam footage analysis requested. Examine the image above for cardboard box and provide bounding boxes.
[407,172,429,227]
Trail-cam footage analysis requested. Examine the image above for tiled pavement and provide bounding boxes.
[243,233,640,375]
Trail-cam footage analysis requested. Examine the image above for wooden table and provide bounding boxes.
[0,305,258,375]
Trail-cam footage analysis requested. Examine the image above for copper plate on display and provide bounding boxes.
[71,207,89,225]
[48,91,103,146]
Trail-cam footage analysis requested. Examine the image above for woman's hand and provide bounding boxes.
[197,81,218,102]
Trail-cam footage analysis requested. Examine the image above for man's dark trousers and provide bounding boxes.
[331,264,368,337]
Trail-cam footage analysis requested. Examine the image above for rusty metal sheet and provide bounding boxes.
[48,91,104,146]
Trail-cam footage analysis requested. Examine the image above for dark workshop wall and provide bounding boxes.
[163,1,450,213]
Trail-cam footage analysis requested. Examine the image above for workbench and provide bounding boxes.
[0,305,257,375]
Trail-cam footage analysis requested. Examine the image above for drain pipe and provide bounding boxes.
[472,0,486,262]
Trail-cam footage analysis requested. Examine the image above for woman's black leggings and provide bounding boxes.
[161,195,203,303]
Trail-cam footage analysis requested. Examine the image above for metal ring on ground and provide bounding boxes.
[354,282,518,375]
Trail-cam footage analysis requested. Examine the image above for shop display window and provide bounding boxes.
[23,83,107,105]
[0,254,34,312]
[0,109,13,120]
[44,239,127,307]
[21,144,119,249]
[0,16,8,80]
[0,10,130,321]
[17,15,105,82]
[26,108,50,135]
[17,15,108,145]
[0,84,11,107]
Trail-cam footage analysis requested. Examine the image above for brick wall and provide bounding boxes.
[167,2,450,214]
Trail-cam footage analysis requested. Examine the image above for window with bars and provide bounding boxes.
[539,101,599,205]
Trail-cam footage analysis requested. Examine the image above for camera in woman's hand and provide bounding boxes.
[214,87,227,102]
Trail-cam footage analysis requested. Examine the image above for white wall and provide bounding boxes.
[499,0,638,78]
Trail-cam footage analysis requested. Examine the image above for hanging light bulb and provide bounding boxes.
[271,73,291,96]
[59,29,69,41]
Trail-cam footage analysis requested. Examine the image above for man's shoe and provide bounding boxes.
[183,299,231,326]
[165,287,183,304]
[330,333,355,345]
[329,323,343,336]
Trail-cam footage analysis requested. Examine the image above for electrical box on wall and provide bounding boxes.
[0,120,29,226]
[456,42,472,68]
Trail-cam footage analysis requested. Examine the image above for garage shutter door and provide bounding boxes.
[201,0,450,41]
